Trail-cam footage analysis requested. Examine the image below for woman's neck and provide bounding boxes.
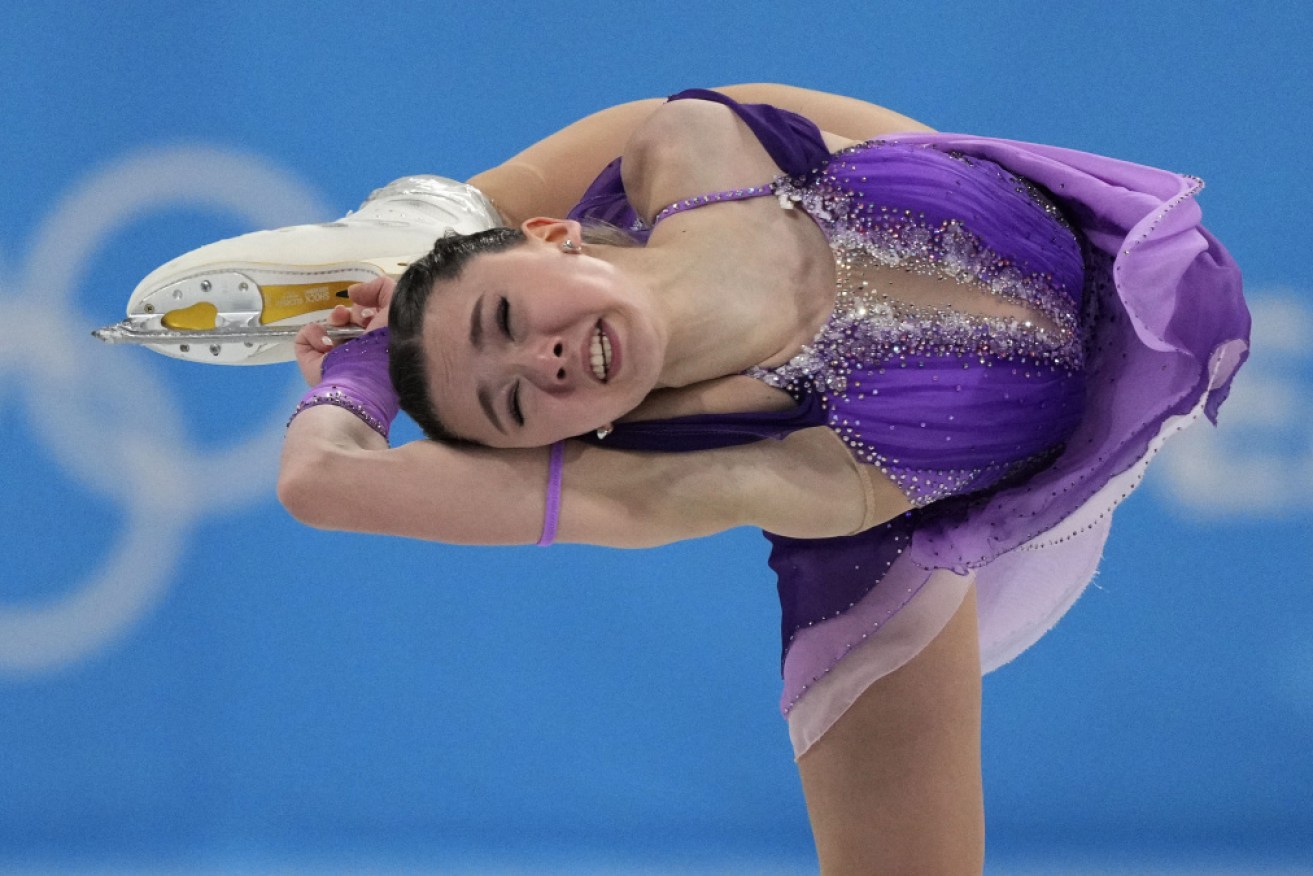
[594,241,794,389]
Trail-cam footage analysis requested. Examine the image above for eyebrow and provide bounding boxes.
[477,385,506,435]
[469,295,506,434]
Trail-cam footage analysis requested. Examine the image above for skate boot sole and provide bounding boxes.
[102,261,388,364]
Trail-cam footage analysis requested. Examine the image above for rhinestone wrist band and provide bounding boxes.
[289,328,399,442]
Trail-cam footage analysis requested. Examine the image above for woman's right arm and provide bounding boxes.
[278,288,868,548]
[278,410,905,549]
[468,83,934,224]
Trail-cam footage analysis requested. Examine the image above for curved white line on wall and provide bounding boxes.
[0,145,330,676]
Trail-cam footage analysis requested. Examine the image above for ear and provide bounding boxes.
[521,216,584,247]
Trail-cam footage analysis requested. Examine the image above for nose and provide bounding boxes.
[517,337,570,389]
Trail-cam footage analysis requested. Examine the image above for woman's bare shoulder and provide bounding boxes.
[620,100,785,223]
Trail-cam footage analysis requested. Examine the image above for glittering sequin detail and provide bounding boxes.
[290,387,391,439]
[747,143,1085,507]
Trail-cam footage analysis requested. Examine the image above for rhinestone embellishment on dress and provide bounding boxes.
[746,143,1087,506]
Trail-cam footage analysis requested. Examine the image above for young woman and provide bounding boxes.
[277,85,1247,874]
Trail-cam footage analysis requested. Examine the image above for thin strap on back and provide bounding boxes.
[652,183,776,227]
[536,440,566,546]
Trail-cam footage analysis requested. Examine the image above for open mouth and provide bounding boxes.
[589,322,613,382]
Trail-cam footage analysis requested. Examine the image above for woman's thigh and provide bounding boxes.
[797,585,984,876]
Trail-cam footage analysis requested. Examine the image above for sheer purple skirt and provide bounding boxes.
[777,135,1246,746]
[567,93,1248,752]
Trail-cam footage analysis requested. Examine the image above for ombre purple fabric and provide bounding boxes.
[569,90,1249,715]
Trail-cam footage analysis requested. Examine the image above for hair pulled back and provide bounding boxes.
[388,222,637,444]
[388,227,526,443]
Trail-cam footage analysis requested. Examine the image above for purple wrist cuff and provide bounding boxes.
[536,440,566,547]
[289,328,399,442]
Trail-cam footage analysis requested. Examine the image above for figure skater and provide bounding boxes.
[143,85,1247,874]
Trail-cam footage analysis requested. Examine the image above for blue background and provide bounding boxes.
[2,2,1310,872]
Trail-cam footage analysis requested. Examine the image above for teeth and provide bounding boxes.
[589,325,611,381]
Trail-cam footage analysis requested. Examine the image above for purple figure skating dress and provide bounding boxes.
[568,90,1248,753]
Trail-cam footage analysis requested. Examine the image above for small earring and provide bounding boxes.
[561,239,580,253]
[595,425,612,440]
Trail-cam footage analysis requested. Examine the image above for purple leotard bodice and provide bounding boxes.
[570,88,1086,505]
[567,90,1248,713]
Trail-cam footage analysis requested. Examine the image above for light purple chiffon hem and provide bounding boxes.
[787,569,971,758]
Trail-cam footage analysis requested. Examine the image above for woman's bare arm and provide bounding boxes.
[469,83,934,224]
[718,83,935,139]
[278,408,905,549]
[468,97,664,226]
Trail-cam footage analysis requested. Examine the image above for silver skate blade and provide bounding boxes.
[92,319,366,346]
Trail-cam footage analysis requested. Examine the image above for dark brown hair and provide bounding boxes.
[388,222,640,443]
[388,227,527,443]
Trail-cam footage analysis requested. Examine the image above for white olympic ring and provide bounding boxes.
[0,145,331,675]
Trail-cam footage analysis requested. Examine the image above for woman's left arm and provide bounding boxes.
[718,83,935,139]
[469,83,934,224]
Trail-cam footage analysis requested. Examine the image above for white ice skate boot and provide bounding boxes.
[94,176,502,364]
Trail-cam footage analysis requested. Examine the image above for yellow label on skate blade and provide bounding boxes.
[160,301,219,330]
[260,282,354,324]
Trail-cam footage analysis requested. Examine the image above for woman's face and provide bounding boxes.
[421,240,664,448]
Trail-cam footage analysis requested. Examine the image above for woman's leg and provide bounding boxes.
[797,585,984,875]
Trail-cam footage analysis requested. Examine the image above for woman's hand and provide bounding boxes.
[293,276,397,385]
[344,274,397,322]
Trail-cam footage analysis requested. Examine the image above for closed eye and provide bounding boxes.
[497,296,512,339]
[509,381,524,427]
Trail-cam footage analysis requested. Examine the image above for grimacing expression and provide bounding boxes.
[422,241,663,448]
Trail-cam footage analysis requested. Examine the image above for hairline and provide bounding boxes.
[422,276,510,443]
